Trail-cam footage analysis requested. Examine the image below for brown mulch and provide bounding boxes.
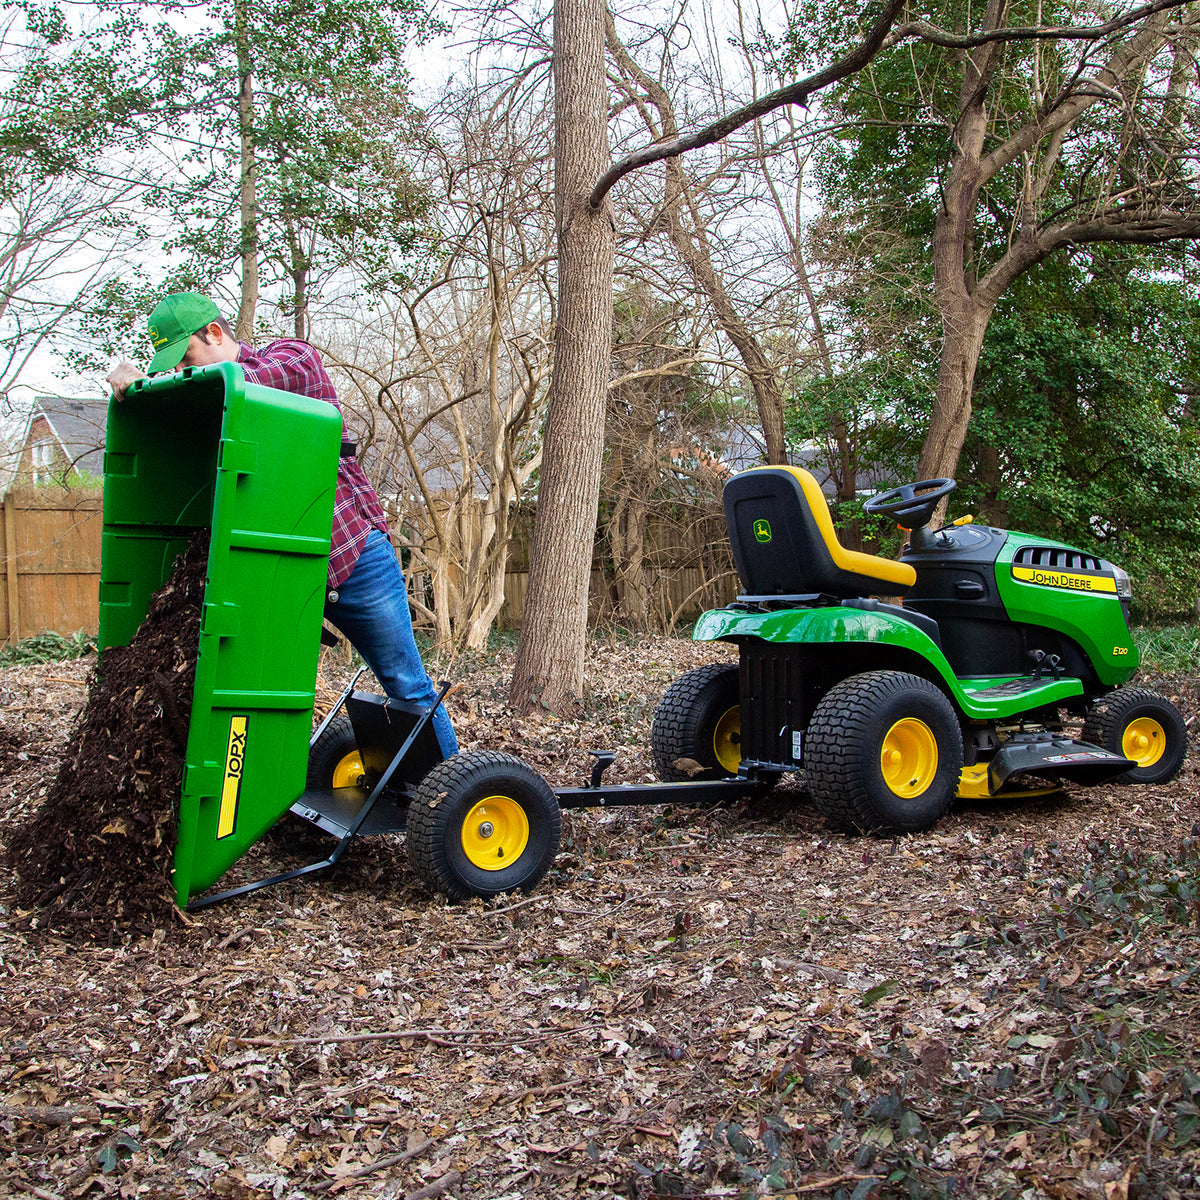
[5,533,208,940]
[0,633,1196,1199]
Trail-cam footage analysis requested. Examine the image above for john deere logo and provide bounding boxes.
[149,323,168,348]
[753,519,772,543]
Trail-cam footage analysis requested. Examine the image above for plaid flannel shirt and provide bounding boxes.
[237,339,387,587]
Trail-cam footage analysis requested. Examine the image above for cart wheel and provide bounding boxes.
[651,663,743,781]
[308,713,367,790]
[805,670,963,835]
[1082,689,1187,785]
[406,751,562,901]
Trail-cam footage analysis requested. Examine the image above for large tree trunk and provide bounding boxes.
[233,0,259,340]
[917,292,990,482]
[661,190,788,463]
[510,0,613,713]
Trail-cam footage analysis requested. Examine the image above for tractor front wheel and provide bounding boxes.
[651,663,743,781]
[805,671,963,835]
[1082,689,1187,785]
[406,751,561,901]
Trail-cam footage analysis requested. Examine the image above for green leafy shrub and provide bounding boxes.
[0,631,96,667]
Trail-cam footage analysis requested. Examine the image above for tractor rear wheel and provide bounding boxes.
[406,751,561,900]
[1082,689,1187,785]
[651,663,743,781]
[805,670,963,835]
[308,714,368,791]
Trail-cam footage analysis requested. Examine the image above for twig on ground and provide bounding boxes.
[10,1179,66,1200]
[0,1104,100,1126]
[510,1079,583,1105]
[405,1169,461,1200]
[483,895,546,917]
[793,1175,867,1193]
[310,1137,435,1192]
[238,1024,605,1050]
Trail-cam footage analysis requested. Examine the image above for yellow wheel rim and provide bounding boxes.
[1122,717,1166,769]
[713,706,742,774]
[331,750,366,789]
[880,718,939,797]
[461,795,529,871]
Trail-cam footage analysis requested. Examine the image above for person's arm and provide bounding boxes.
[106,360,147,401]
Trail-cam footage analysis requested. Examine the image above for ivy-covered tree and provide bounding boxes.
[964,246,1200,615]
[0,13,152,397]
[786,0,1200,489]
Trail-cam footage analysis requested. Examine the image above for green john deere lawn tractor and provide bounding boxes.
[650,466,1188,835]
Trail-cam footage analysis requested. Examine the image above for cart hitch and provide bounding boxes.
[588,750,616,787]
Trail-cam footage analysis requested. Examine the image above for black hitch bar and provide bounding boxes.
[553,749,772,809]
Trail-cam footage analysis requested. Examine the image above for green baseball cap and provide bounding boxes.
[147,292,220,373]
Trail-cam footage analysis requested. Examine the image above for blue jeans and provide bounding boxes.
[324,529,459,756]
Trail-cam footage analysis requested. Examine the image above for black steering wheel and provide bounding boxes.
[863,478,956,530]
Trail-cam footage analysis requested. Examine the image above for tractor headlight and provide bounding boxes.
[1112,566,1132,600]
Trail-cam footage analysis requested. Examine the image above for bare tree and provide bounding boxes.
[329,73,556,651]
[0,167,146,402]
[509,0,614,713]
[605,9,792,465]
[601,281,734,626]
[602,6,882,547]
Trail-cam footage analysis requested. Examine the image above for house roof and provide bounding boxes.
[34,394,108,478]
[0,393,109,496]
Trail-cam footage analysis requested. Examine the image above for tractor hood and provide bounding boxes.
[901,523,1138,688]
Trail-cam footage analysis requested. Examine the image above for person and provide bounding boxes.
[106,291,459,756]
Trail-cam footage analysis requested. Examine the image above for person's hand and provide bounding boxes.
[106,360,147,400]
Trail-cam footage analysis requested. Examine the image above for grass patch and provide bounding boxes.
[0,630,96,667]
[1133,622,1200,675]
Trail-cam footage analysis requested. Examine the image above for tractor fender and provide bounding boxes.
[692,603,1083,720]
[694,603,961,690]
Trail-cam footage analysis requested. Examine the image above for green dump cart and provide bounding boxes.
[101,363,342,905]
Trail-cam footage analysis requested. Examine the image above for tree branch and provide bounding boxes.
[591,0,1195,211]
[883,0,1194,50]
[589,0,907,209]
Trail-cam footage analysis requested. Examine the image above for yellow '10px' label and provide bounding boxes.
[1011,565,1117,594]
[217,715,249,839]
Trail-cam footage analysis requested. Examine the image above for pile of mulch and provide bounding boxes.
[6,534,209,941]
[0,727,27,775]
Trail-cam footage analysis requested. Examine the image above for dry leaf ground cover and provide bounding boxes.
[0,633,1197,1200]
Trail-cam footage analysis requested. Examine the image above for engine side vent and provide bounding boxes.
[1013,545,1102,573]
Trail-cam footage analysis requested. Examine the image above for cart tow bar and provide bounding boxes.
[187,679,455,910]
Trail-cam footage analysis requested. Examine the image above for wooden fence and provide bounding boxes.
[0,487,738,642]
[0,487,104,643]
[498,564,739,631]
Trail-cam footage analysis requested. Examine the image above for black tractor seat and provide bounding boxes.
[724,466,918,600]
